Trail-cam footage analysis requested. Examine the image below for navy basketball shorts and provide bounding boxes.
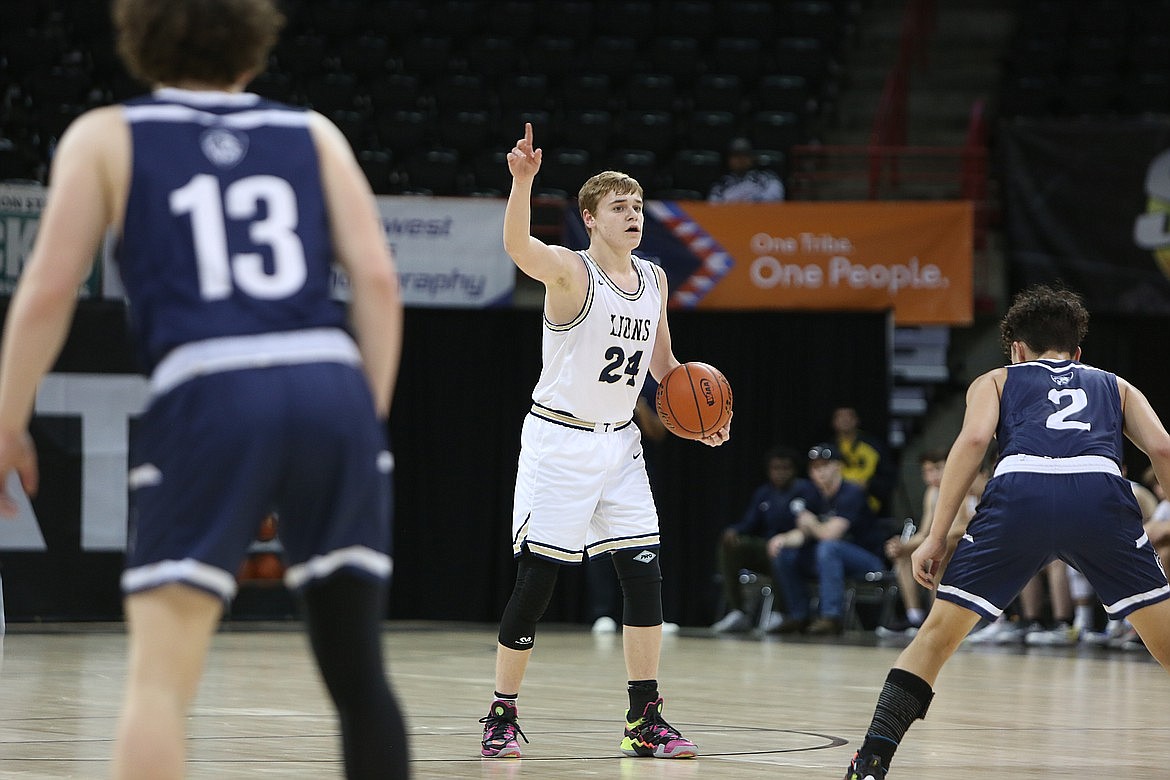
[938,471,1170,620]
[511,413,660,563]
[123,362,393,600]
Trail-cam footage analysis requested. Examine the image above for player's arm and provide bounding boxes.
[1119,376,1170,497]
[647,264,680,382]
[0,107,126,509]
[502,123,579,285]
[912,368,1002,586]
[310,111,401,419]
[647,264,730,446]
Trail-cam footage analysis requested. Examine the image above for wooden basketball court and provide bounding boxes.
[3,622,1169,778]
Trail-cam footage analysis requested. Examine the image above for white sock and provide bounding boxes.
[1074,604,1094,631]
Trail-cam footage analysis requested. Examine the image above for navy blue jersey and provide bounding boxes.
[117,88,345,371]
[809,479,886,554]
[997,359,1124,462]
[730,477,819,538]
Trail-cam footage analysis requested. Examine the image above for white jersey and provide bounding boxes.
[531,251,662,425]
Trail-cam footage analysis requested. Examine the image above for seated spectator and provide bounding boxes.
[771,443,895,636]
[707,137,785,203]
[711,446,818,633]
[877,449,947,636]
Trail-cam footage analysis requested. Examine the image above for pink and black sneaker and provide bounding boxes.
[619,697,697,759]
[479,699,527,758]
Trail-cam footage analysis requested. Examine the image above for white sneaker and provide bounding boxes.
[1025,622,1078,646]
[965,618,1025,645]
[711,609,752,633]
[591,616,618,634]
[761,611,784,632]
[662,621,680,634]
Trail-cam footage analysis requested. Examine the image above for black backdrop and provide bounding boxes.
[386,307,891,626]
[0,303,893,624]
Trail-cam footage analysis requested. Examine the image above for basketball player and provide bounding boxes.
[0,1,408,777]
[478,123,731,760]
[844,284,1170,779]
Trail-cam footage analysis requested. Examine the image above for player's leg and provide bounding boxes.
[1126,599,1170,668]
[302,574,408,779]
[844,600,981,780]
[610,547,695,759]
[482,553,559,758]
[848,475,1047,779]
[111,584,223,780]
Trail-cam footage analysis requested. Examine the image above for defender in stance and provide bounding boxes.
[844,284,1170,779]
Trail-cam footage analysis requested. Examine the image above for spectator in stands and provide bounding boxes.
[710,445,818,633]
[831,405,897,516]
[878,449,947,636]
[1142,465,1170,571]
[771,444,892,636]
[707,137,785,203]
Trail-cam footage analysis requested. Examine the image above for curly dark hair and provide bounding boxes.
[999,283,1089,357]
[114,0,284,88]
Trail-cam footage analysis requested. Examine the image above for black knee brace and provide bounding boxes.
[498,553,560,650]
[613,547,663,627]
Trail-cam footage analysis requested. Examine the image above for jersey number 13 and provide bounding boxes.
[170,173,307,301]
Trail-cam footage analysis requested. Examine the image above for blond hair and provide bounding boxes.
[577,171,643,234]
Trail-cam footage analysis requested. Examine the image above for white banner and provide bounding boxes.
[377,195,515,308]
[107,193,517,307]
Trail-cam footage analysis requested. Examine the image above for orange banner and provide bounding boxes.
[648,201,973,325]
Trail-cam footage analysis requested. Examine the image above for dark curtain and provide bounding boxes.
[387,307,891,626]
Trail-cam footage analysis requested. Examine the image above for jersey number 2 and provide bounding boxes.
[1046,388,1091,431]
[170,173,307,301]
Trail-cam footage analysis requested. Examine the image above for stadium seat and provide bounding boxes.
[669,149,723,194]
[618,110,676,159]
[404,147,460,195]
[692,74,745,113]
[625,73,677,113]
[686,110,738,155]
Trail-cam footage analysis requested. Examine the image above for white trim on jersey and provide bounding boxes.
[1102,583,1170,617]
[124,103,309,129]
[151,327,361,396]
[993,454,1121,477]
[154,87,261,107]
[1008,359,1107,373]
[122,557,240,599]
[936,584,1002,617]
[284,545,393,590]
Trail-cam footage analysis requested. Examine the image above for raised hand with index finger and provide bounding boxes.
[506,122,542,181]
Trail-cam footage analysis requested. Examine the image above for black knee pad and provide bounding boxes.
[613,547,663,627]
[498,553,560,650]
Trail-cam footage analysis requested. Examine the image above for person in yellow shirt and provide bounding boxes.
[832,406,896,515]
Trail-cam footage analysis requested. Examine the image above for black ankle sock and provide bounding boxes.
[627,679,658,717]
[862,668,934,766]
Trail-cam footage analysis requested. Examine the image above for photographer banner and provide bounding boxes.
[568,200,973,325]
[999,118,1170,314]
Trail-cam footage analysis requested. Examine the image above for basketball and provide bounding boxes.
[655,362,733,440]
